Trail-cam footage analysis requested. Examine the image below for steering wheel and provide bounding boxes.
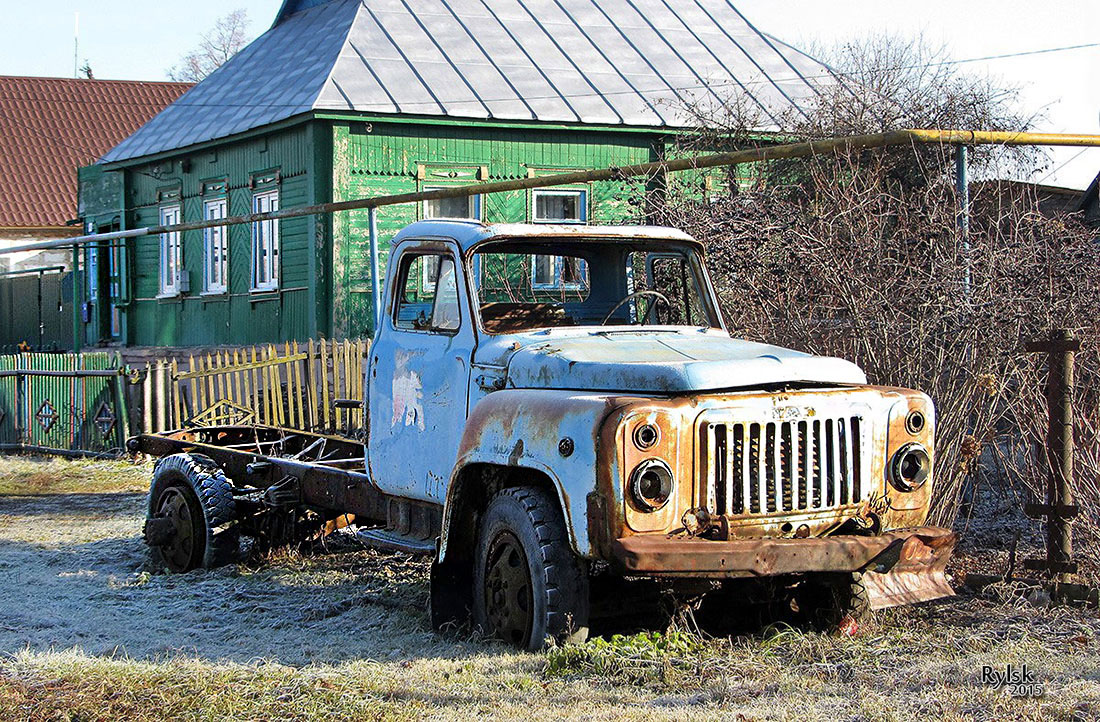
[600,290,670,326]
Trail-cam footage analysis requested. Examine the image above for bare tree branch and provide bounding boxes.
[657,34,1100,570]
[168,9,252,83]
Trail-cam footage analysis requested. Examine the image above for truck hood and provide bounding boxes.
[498,329,867,394]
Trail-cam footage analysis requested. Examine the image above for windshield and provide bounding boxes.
[470,239,720,334]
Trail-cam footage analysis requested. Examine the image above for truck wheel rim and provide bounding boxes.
[157,486,197,572]
[485,531,533,647]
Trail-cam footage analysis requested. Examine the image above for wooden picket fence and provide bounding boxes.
[142,339,369,437]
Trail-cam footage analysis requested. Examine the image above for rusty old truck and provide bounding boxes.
[132,219,955,650]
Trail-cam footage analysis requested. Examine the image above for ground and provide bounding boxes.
[0,456,1097,721]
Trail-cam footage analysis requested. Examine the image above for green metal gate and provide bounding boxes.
[0,351,129,456]
[0,267,73,352]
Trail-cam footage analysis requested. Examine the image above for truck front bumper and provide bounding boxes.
[610,526,956,609]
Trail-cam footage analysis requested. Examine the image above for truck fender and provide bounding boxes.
[438,389,623,563]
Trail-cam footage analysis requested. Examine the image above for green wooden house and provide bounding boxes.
[80,0,829,347]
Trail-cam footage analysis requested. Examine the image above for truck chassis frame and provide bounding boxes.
[130,426,443,550]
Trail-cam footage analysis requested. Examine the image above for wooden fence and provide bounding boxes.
[142,339,369,437]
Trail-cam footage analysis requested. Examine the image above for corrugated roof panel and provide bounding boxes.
[369,4,494,117]
[527,0,673,125]
[415,1,540,120]
[103,0,837,163]
[501,10,628,124]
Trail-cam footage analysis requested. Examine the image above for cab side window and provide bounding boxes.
[395,253,460,332]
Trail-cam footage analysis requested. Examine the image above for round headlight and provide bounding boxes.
[633,423,660,450]
[889,442,931,492]
[905,410,926,435]
[629,459,674,511]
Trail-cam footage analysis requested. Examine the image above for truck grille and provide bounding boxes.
[702,415,867,517]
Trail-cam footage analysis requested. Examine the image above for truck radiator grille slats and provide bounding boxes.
[706,416,865,516]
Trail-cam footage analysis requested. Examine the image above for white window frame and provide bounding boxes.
[530,254,588,290]
[251,189,279,292]
[532,188,587,224]
[422,254,442,291]
[158,204,182,297]
[422,187,482,221]
[202,197,228,294]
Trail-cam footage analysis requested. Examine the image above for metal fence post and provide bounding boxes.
[14,372,25,446]
[955,144,971,298]
[1024,328,1080,583]
[369,207,381,336]
[71,244,82,353]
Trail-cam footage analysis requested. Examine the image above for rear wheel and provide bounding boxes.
[473,486,589,650]
[144,454,239,572]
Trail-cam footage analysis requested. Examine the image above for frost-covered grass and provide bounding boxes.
[0,456,1097,721]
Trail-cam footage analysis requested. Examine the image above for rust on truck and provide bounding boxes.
[582,385,954,608]
[132,220,956,650]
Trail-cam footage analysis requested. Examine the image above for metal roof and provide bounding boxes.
[102,0,833,164]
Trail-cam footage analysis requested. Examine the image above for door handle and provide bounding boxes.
[476,374,505,392]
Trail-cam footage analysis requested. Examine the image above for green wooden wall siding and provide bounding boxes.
[121,125,317,347]
[330,121,658,338]
[70,115,755,348]
[78,164,125,347]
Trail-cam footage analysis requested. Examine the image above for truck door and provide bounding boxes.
[366,245,474,502]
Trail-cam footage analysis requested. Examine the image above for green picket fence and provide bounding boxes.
[0,351,129,456]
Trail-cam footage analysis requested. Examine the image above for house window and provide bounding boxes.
[418,188,480,289]
[532,189,587,224]
[422,255,442,290]
[251,189,279,291]
[423,188,481,220]
[203,198,228,293]
[531,254,588,290]
[158,204,182,296]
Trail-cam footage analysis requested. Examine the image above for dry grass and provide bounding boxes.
[0,456,1097,721]
[0,455,150,495]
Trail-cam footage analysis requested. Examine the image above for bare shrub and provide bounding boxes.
[675,33,1042,182]
[658,149,1099,541]
[659,33,1099,553]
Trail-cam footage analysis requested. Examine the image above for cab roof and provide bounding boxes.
[391,220,701,253]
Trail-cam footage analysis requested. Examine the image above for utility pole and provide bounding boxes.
[955,145,970,297]
[73,12,80,79]
[368,207,381,336]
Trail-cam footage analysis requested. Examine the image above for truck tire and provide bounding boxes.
[145,453,239,572]
[798,572,871,630]
[835,572,872,622]
[473,486,589,651]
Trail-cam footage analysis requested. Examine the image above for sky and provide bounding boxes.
[2,1,1097,189]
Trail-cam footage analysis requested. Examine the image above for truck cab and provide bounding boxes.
[137,220,954,651]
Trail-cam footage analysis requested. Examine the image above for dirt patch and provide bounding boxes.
[0,457,1097,721]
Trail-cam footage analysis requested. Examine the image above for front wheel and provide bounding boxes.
[473,486,589,650]
[796,572,871,630]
